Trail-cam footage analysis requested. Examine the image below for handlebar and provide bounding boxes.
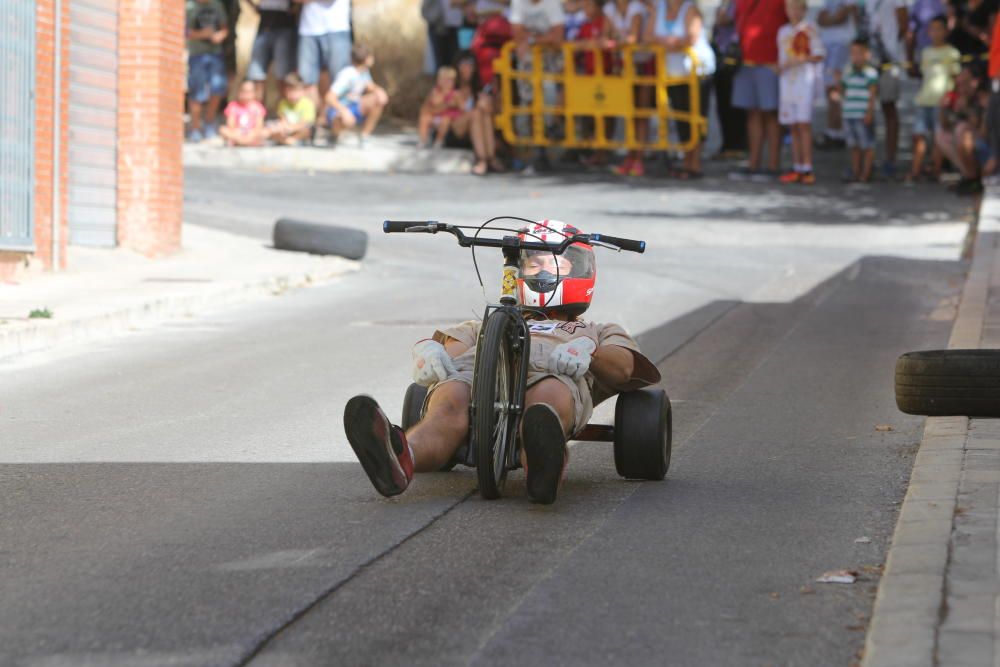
[382,220,646,254]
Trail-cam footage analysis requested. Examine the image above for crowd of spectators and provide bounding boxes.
[186,0,1000,192]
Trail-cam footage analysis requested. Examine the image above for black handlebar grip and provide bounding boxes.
[590,234,646,253]
[383,220,435,233]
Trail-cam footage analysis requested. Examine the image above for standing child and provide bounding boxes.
[219,80,267,146]
[777,0,825,183]
[186,0,229,142]
[419,66,465,148]
[907,15,960,182]
[267,73,318,145]
[325,43,391,144]
[841,39,879,182]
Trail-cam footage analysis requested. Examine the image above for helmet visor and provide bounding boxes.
[519,244,595,293]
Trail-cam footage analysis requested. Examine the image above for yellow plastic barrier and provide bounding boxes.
[492,42,707,152]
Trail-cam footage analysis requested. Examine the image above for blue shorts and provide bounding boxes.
[732,65,779,111]
[845,118,875,149]
[975,137,992,166]
[297,31,352,86]
[913,106,937,137]
[188,53,227,103]
[823,42,849,88]
[327,101,364,126]
[248,27,297,81]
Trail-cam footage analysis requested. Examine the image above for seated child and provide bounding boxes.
[267,72,317,146]
[419,66,467,149]
[325,43,390,144]
[219,79,267,147]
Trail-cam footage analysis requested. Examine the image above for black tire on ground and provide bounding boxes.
[272,219,368,260]
[895,349,1000,418]
[614,388,672,480]
[471,310,519,499]
[401,383,458,471]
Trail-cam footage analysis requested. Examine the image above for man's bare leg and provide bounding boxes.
[407,381,471,472]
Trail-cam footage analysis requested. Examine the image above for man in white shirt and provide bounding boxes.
[868,0,908,176]
[296,0,352,106]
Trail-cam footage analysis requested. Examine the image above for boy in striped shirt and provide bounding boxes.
[842,39,879,182]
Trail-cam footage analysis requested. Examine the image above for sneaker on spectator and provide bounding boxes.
[187,128,204,143]
[728,166,753,181]
[203,124,218,141]
[750,169,778,183]
[799,172,816,185]
[955,178,984,196]
[778,171,800,184]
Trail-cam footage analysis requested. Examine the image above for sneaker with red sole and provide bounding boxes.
[521,403,568,505]
[778,171,801,184]
[344,395,414,497]
[611,158,635,176]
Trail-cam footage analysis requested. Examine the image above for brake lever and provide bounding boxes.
[589,239,622,252]
[405,223,446,233]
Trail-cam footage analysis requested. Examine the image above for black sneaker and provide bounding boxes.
[521,404,567,505]
[955,178,984,196]
[344,395,414,497]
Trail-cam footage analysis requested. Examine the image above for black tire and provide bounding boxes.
[401,383,427,431]
[272,219,368,260]
[471,310,520,499]
[401,383,457,471]
[895,349,1000,417]
[614,388,672,480]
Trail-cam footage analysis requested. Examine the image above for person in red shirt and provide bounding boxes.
[729,0,788,181]
[986,13,1000,177]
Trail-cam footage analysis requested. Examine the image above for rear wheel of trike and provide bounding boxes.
[472,310,520,499]
[614,388,672,480]
[401,383,457,471]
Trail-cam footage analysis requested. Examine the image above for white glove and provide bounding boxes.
[547,338,597,381]
[412,340,457,387]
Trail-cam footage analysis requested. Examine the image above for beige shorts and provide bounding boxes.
[422,371,592,436]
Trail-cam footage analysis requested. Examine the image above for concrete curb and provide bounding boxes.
[862,225,996,667]
[183,141,475,174]
[0,262,358,362]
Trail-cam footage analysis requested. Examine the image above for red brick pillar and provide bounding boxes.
[116,0,184,257]
[33,0,70,271]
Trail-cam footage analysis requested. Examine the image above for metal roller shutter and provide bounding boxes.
[68,0,118,247]
[0,1,35,251]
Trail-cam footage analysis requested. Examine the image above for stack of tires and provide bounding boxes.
[895,350,1000,417]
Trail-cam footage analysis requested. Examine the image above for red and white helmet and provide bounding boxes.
[517,220,596,318]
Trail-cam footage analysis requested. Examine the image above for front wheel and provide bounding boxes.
[471,310,520,499]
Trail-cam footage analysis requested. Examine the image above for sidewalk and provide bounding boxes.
[0,224,358,362]
[863,195,1000,667]
[183,133,475,174]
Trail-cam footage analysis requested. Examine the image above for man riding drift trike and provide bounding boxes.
[344,219,665,505]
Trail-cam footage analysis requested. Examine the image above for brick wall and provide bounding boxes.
[116,0,185,257]
[33,0,70,272]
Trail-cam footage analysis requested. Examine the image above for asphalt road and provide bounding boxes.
[0,170,971,666]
